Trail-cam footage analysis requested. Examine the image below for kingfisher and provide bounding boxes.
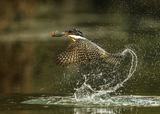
[51,28,124,66]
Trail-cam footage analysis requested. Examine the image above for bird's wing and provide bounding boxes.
[57,39,123,65]
[56,40,90,65]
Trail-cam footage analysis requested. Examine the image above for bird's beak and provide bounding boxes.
[50,31,66,37]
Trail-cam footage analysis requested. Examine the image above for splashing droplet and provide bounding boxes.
[74,48,138,99]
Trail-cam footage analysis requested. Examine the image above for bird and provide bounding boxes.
[51,28,124,66]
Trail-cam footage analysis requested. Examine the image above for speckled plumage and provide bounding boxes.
[57,36,122,65]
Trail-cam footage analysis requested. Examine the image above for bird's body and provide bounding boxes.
[51,29,123,66]
[51,29,137,92]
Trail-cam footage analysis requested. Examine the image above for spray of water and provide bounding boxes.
[22,49,160,107]
[74,48,138,99]
[107,48,138,92]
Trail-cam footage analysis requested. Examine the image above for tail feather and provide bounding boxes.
[103,53,124,65]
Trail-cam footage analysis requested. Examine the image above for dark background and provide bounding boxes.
[0,0,160,95]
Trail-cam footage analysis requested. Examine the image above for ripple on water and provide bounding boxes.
[22,94,160,107]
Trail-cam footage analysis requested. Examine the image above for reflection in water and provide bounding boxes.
[0,108,123,114]
[74,108,118,114]
[1,107,160,114]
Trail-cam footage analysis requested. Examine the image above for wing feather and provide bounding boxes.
[56,39,123,65]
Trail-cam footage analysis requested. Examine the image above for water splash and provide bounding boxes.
[22,49,160,107]
[22,48,160,108]
[74,48,138,99]
[22,95,160,107]
[106,48,138,92]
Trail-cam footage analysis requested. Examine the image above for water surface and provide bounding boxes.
[0,1,160,114]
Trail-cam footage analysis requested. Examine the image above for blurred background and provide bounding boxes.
[0,0,160,95]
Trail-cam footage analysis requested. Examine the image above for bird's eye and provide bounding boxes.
[68,30,72,33]
[65,30,72,33]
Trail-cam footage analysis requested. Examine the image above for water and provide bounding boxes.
[19,48,158,108]
[70,48,138,99]
[1,94,160,114]
[23,95,160,107]
[0,1,160,114]
[21,48,159,111]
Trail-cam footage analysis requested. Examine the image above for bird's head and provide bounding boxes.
[51,28,85,40]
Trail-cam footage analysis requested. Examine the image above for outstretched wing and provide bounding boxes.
[57,39,123,65]
[57,40,90,65]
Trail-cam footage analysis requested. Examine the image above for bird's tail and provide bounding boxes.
[103,53,124,65]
